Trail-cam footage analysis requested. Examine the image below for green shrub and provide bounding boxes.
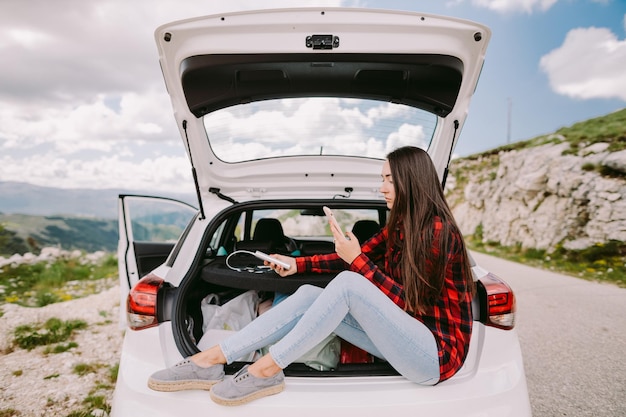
[598,164,626,178]
[581,162,595,171]
[559,240,625,263]
[523,248,546,260]
[34,291,62,307]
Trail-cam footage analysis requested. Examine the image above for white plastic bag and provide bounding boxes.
[200,290,259,333]
[198,290,259,361]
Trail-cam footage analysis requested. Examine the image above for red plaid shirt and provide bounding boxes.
[295,217,473,382]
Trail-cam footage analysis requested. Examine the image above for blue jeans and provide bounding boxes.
[219,271,440,385]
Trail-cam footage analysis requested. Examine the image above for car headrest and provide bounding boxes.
[352,220,380,244]
[253,218,286,243]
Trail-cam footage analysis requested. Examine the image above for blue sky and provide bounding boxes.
[1,0,624,193]
[419,0,626,156]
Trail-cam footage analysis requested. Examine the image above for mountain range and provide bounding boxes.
[0,181,195,219]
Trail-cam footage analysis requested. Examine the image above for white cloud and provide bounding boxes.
[0,153,193,193]
[540,25,626,101]
[470,0,558,13]
[385,124,428,153]
[7,28,54,49]
[0,90,176,154]
[0,0,343,191]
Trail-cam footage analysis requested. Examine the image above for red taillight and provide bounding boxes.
[481,273,516,330]
[127,273,165,330]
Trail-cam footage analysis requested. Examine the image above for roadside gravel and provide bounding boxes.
[0,285,124,417]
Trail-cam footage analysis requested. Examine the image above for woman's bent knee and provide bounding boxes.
[327,271,377,297]
[330,271,364,288]
[291,284,323,302]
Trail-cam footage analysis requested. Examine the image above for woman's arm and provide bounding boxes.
[350,228,407,308]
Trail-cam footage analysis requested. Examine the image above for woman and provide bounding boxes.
[148,146,475,406]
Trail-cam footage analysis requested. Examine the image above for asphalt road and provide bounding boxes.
[472,251,626,417]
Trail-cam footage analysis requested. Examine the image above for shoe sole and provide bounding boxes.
[148,378,221,392]
[209,381,285,406]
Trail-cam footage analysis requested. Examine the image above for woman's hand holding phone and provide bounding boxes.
[323,206,361,264]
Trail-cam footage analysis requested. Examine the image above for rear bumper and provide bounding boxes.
[111,323,531,416]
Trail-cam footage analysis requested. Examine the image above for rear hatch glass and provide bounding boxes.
[203,97,437,163]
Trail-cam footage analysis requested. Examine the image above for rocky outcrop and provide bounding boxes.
[446,139,626,251]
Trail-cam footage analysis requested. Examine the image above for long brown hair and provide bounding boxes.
[386,146,474,313]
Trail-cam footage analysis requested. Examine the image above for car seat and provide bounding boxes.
[235,218,297,255]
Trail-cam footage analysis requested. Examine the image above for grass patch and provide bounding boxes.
[65,364,117,417]
[83,394,110,411]
[0,409,20,417]
[0,254,117,307]
[555,108,626,153]
[73,362,100,377]
[66,395,112,417]
[12,318,87,350]
[467,233,626,288]
[470,108,626,156]
[109,363,119,384]
[44,341,79,354]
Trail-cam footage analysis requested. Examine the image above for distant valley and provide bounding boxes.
[0,181,195,255]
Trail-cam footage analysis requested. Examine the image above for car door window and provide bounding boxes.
[118,195,197,288]
[125,197,196,243]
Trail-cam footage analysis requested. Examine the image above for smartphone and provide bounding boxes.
[253,250,291,270]
[323,206,344,236]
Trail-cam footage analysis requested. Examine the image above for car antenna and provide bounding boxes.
[182,120,206,220]
[441,119,459,189]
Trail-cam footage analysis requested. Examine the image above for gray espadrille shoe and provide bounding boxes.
[148,358,224,392]
[210,365,285,406]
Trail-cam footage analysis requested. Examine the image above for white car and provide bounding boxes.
[111,8,531,416]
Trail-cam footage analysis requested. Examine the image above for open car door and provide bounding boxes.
[117,194,197,311]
